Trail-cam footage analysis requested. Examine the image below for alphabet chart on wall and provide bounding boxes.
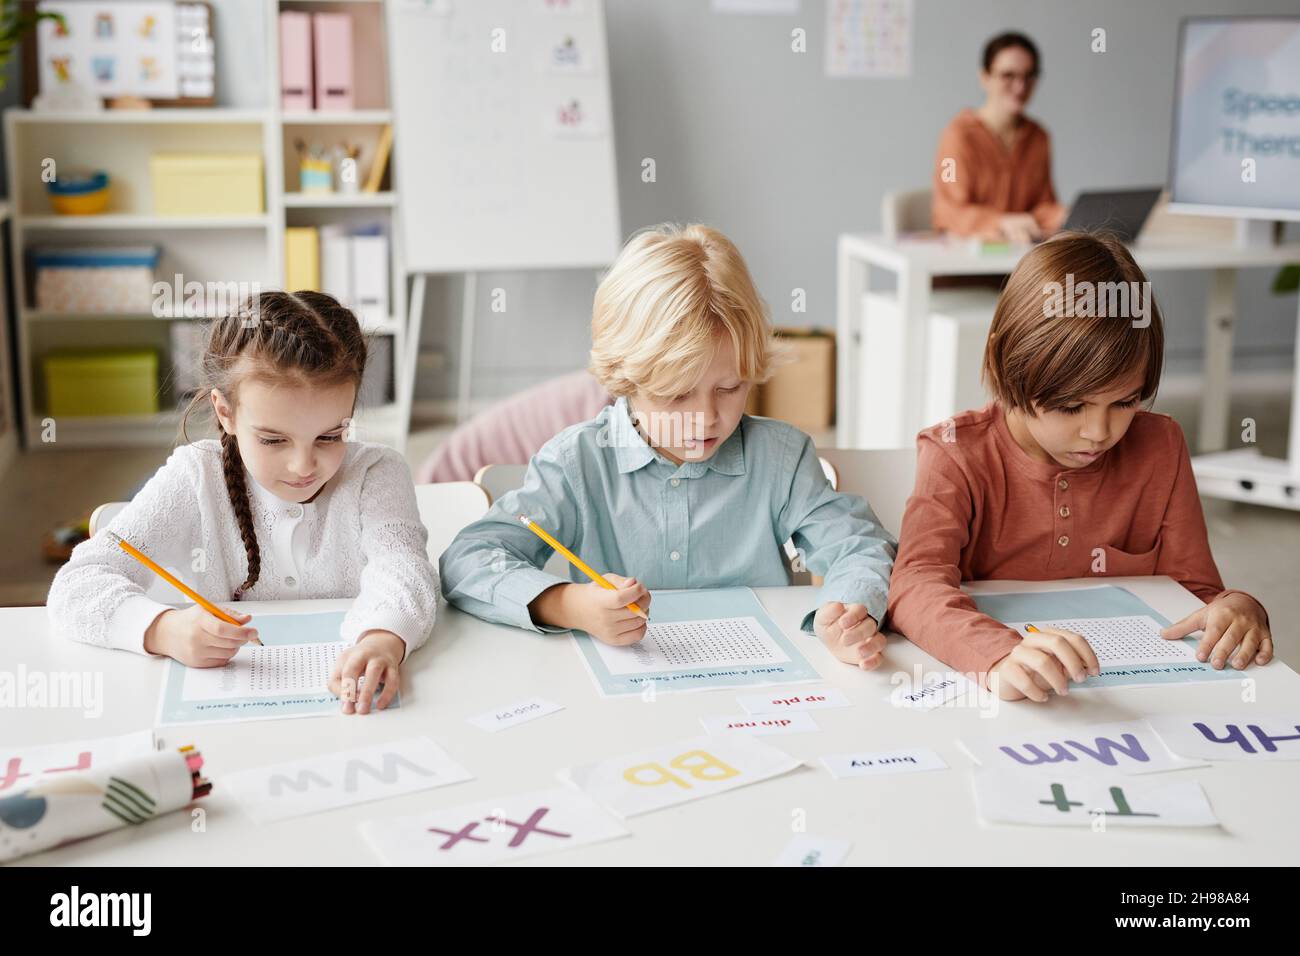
[570,587,822,696]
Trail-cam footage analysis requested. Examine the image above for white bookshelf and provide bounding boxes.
[5,0,408,452]
[267,0,405,449]
[282,193,396,208]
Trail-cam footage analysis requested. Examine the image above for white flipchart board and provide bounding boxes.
[386,0,622,272]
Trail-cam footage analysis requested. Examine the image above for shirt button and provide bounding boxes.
[1059,506,1070,518]
[669,551,681,561]
[284,575,297,587]
[670,478,680,487]
[1057,479,1069,491]
[1057,536,1069,547]
[288,506,302,519]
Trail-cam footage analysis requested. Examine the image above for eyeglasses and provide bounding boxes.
[994,69,1039,84]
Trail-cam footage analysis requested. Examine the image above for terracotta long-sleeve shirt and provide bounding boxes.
[886,403,1255,677]
[932,108,1064,239]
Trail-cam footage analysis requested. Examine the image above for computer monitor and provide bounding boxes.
[1167,15,1300,222]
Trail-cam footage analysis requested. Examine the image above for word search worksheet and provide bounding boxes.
[969,585,1238,689]
[156,611,396,725]
[1005,616,1197,667]
[571,587,821,696]
[591,617,790,675]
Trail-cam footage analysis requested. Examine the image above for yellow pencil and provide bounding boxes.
[1025,624,1041,633]
[517,515,649,620]
[106,531,262,644]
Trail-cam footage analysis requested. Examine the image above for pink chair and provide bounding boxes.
[418,370,613,483]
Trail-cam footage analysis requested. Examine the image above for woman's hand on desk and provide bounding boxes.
[996,213,1042,244]
[987,627,1101,702]
[329,630,405,715]
[815,602,885,670]
[143,605,259,667]
[1161,593,1273,671]
[1043,204,1068,232]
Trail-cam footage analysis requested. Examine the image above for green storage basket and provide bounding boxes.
[44,349,160,417]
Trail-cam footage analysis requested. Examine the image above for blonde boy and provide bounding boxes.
[440,224,896,666]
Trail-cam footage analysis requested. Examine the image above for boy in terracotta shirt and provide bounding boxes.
[887,232,1272,702]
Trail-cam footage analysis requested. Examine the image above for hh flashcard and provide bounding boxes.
[1147,714,1300,762]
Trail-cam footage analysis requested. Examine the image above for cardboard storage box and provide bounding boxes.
[751,328,835,431]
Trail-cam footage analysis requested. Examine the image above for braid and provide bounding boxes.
[221,430,261,600]
[175,290,369,603]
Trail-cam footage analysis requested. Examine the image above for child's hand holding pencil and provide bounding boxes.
[106,530,262,667]
[143,604,261,667]
[528,573,653,646]
[518,515,652,645]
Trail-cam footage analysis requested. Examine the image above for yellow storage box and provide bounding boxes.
[44,350,160,417]
[150,153,264,217]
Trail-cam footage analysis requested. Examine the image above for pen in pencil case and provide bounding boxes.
[106,530,263,645]
[517,515,650,621]
[0,746,211,863]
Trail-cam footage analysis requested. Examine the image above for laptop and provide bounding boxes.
[1059,187,1163,243]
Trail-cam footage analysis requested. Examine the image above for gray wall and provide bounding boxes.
[423,0,1299,404]
[7,1,1295,404]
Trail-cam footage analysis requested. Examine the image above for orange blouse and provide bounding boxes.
[932,108,1064,239]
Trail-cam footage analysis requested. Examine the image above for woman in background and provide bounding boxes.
[932,31,1067,244]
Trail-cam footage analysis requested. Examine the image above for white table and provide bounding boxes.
[836,232,1300,511]
[6,577,1299,865]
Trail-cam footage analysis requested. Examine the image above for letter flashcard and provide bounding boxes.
[959,721,1204,776]
[1148,714,1300,761]
[972,770,1219,828]
[226,737,473,824]
[559,735,803,818]
[358,788,628,865]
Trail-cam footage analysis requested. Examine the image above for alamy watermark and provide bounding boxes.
[1042,274,1152,328]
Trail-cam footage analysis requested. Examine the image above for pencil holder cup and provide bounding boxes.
[299,158,333,194]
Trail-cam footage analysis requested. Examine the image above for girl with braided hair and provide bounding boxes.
[47,291,440,715]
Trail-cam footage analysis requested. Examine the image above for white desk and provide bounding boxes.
[836,232,1300,511]
[6,577,1299,865]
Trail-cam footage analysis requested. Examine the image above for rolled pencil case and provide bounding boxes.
[0,748,209,862]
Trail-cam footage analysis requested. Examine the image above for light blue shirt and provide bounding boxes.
[440,397,896,634]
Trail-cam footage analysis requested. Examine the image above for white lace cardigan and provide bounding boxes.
[47,439,440,657]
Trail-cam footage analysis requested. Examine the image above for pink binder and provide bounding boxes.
[312,13,354,112]
[279,10,313,110]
